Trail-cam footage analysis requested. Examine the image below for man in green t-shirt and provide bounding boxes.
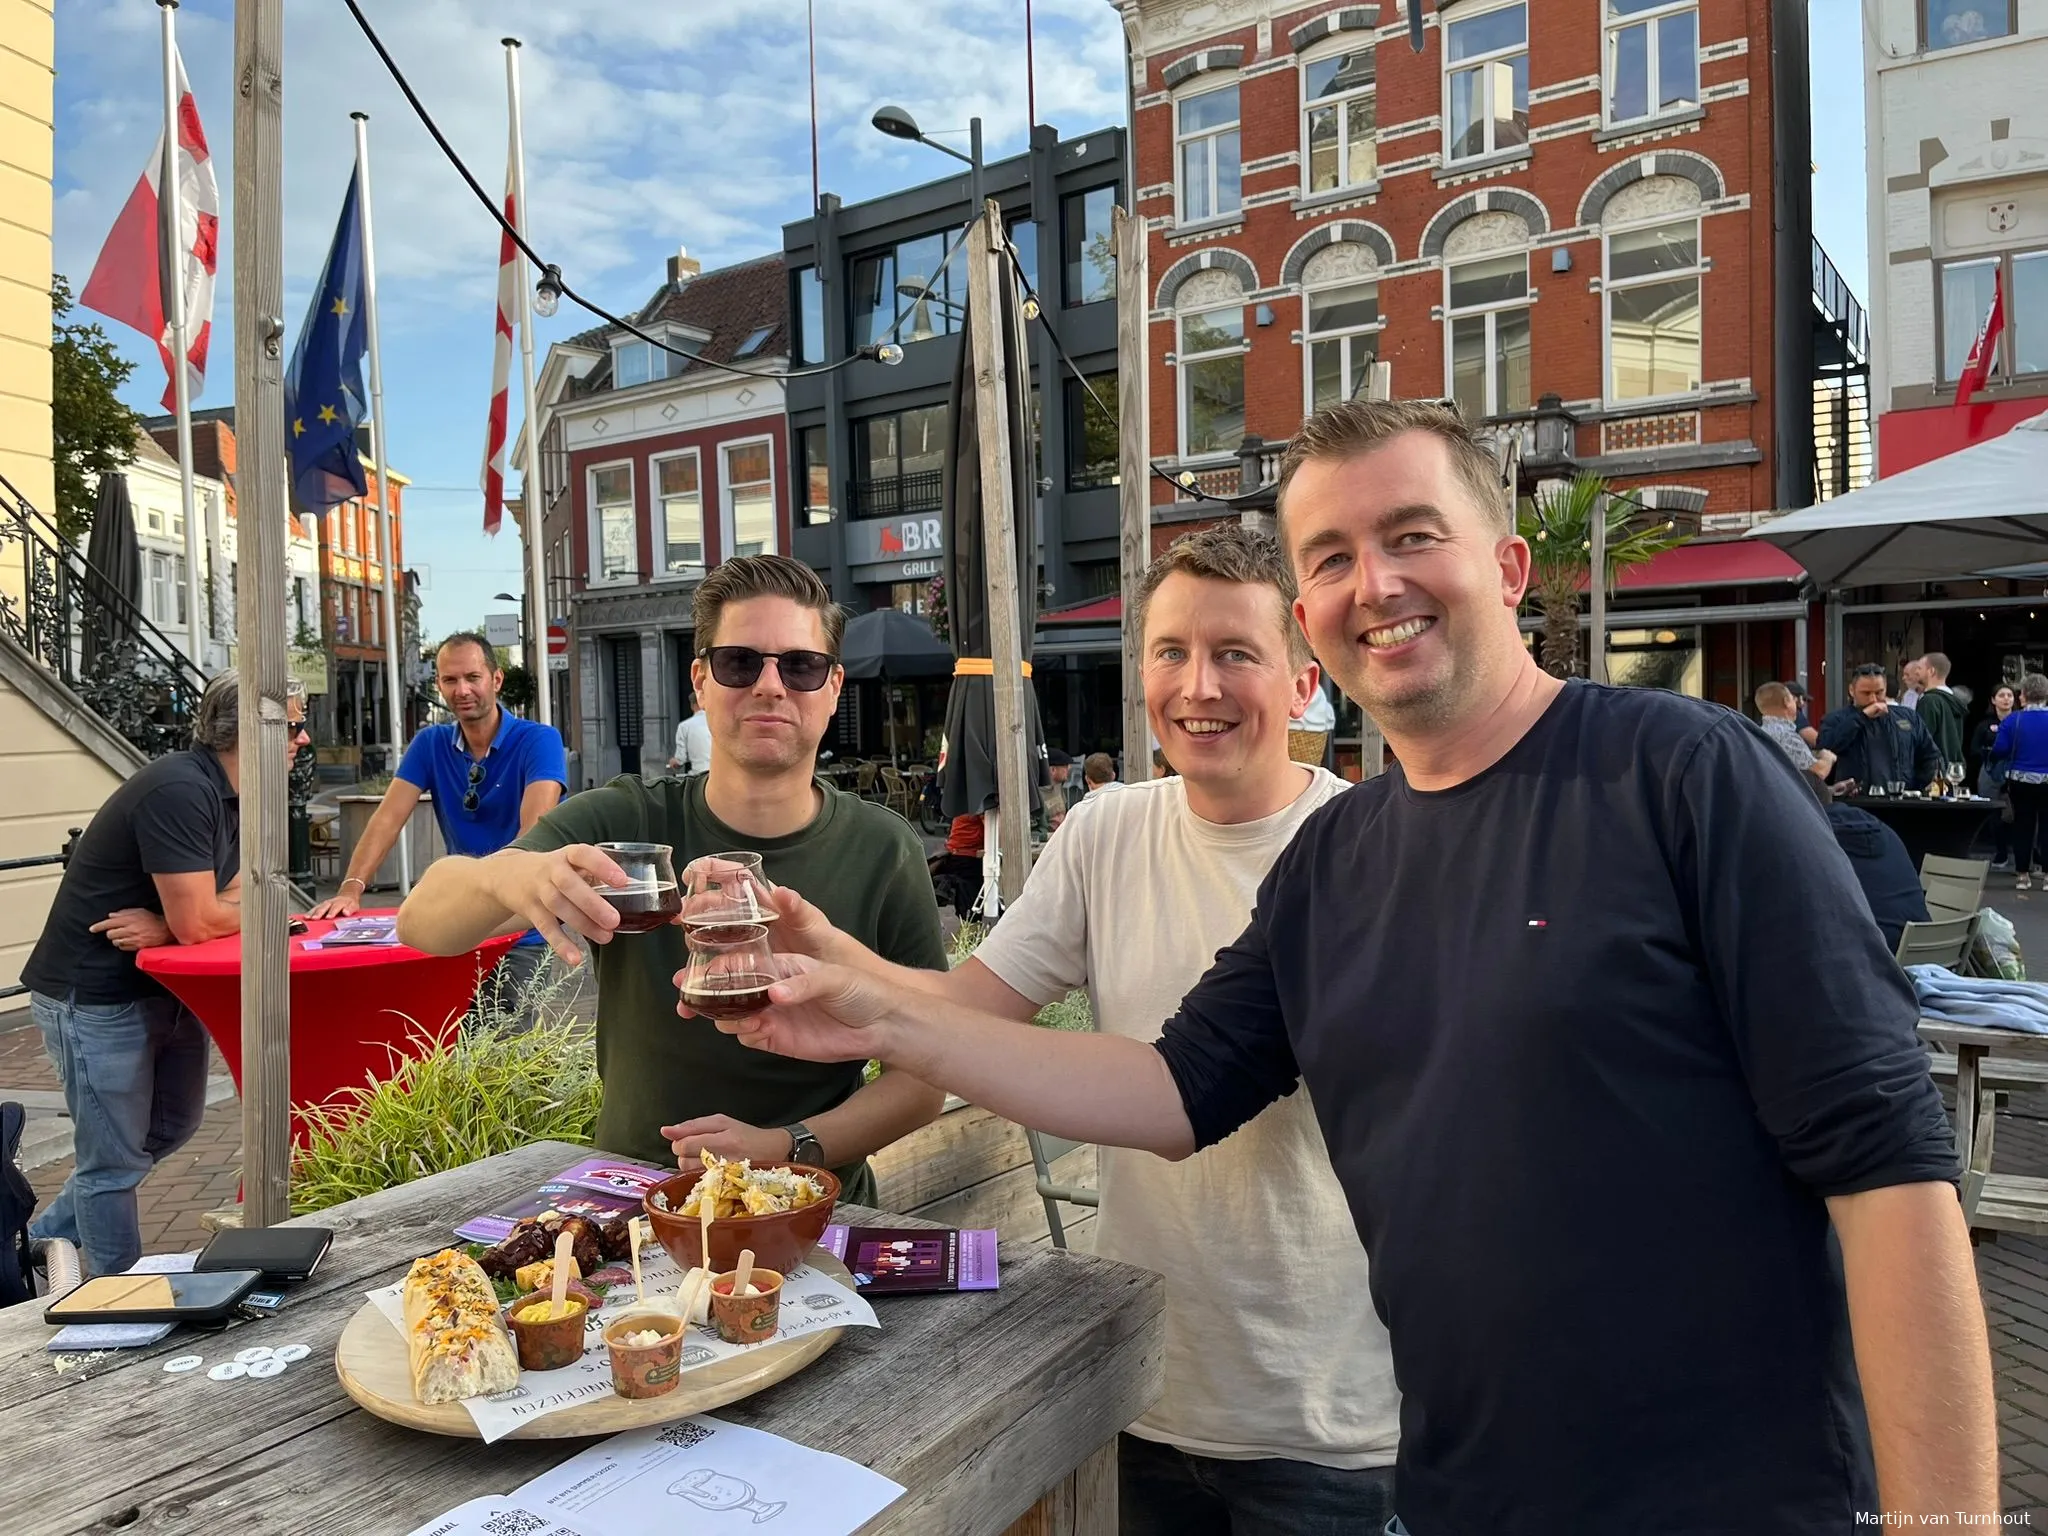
[397,555,948,1202]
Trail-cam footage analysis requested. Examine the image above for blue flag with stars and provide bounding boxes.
[285,169,370,508]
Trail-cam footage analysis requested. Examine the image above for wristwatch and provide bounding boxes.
[782,1122,825,1168]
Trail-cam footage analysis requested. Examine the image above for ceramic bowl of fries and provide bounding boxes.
[644,1153,840,1274]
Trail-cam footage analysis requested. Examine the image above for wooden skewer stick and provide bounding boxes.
[628,1215,645,1303]
[733,1247,755,1300]
[549,1229,574,1315]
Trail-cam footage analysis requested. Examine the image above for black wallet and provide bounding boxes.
[194,1225,334,1282]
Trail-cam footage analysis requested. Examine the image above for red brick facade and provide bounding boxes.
[1129,0,1786,527]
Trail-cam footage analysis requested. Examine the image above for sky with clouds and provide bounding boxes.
[53,0,1865,644]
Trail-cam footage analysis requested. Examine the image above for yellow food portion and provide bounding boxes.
[678,1149,825,1219]
[514,1298,582,1323]
[514,1256,580,1294]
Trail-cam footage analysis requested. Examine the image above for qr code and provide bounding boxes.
[658,1419,715,1451]
[480,1511,549,1536]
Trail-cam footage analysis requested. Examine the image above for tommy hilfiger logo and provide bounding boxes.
[1527,918,1548,929]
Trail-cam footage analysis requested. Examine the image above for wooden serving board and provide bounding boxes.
[334,1249,855,1440]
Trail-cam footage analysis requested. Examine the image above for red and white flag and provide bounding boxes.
[1955,268,2006,409]
[481,133,518,536]
[80,49,219,412]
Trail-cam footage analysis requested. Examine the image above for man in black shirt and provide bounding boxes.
[721,400,1995,1532]
[1818,662,1942,792]
[23,672,309,1275]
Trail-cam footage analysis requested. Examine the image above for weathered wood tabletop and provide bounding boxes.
[1,1141,1164,1535]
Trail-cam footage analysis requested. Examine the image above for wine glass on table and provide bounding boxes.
[678,922,779,1019]
[591,842,681,933]
[681,850,776,939]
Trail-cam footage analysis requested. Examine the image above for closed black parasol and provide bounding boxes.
[80,470,144,677]
[839,606,954,682]
[938,220,1048,822]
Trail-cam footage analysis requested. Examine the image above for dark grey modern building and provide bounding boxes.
[782,125,1130,756]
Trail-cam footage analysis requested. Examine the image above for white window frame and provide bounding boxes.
[651,448,705,577]
[1174,80,1242,226]
[1603,214,1705,405]
[1443,0,1530,165]
[1301,278,1385,413]
[1300,40,1378,196]
[587,458,638,585]
[720,435,779,560]
[1920,0,2017,52]
[1603,0,1700,129]
[1442,252,1533,419]
[610,327,703,390]
[1176,302,1249,460]
[1937,246,2048,385]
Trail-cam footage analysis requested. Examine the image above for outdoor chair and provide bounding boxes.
[1920,854,1990,925]
[880,766,914,822]
[1895,913,1981,972]
[1026,1129,1098,1250]
[856,761,881,799]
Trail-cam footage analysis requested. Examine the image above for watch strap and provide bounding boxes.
[781,1121,822,1166]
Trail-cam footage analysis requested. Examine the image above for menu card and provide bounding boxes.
[819,1224,999,1295]
[454,1155,667,1244]
[305,915,400,948]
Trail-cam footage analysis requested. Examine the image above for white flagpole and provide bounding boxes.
[504,37,551,729]
[351,112,412,894]
[159,0,205,670]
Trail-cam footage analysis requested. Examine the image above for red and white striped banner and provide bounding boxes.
[80,49,218,411]
[481,132,517,536]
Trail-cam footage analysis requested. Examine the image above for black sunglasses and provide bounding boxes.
[463,758,486,812]
[699,646,838,693]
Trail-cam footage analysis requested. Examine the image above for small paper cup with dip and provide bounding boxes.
[710,1267,783,1344]
[604,1311,686,1398]
[505,1289,589,1372]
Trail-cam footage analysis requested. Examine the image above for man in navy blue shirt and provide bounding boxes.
[722,400,1996,1532]
[312,632,566,1019]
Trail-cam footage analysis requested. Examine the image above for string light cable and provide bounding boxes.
[338,0,919,381]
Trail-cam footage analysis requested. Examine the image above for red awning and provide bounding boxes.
[1040,593,1122,623]
[1609,539,1805,590]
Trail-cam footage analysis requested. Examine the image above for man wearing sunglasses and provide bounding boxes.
[315,632,566,1022]
[397,555,947,1202]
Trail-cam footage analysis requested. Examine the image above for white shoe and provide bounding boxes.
[2019,874,2033,891]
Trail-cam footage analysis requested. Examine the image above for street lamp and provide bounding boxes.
[1517,393,1605,684]
[871,104,983,215]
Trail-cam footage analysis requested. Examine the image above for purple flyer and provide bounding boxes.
[821,1224,1000,1294]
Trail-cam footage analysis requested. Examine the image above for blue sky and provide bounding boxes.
[54,1,1866,642]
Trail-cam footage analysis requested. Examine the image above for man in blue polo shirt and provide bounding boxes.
[312,631,565,1022]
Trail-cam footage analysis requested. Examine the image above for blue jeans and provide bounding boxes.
[26,990,210,1276]
[1118,1433,1397,1536]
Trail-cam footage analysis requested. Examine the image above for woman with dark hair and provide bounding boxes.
[1974,684,2018,871]
[1991,674,2048,890]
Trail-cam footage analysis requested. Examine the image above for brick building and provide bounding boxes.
[522,250,789,786]
[1111,0,1846,742]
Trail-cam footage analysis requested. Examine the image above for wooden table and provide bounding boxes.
[2,1141,1163,1535]
[1919,1018,2048,1234]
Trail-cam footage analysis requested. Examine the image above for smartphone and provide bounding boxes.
[44,1268,264,1325]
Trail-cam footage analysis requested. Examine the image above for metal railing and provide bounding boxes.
[1811,237,1870,363]
[849,470,945,521]
[0,828,83,1000]
[0,474,209,759]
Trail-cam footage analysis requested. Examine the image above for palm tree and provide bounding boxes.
[1518,472,1689,679]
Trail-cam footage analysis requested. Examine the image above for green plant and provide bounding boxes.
[290,1011,601,1215]
[1517,472,1687,679]
[51,275,142,541]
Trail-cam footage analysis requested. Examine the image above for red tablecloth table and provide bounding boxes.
[136,910,519,1141]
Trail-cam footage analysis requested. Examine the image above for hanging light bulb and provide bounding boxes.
[534,263,563,319]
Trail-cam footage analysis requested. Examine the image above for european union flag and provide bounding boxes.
[285,169,369,508]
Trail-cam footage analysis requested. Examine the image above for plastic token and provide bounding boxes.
[162,1355,204,1374]
[206,1361,247,1382]
[272,1344,310,1364]
[233,1346,273,1365]
[245,1356,286,1379]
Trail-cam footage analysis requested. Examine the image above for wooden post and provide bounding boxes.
[233,0,291,1228]
[964,202,1032,908]
[1112,206,1149,784]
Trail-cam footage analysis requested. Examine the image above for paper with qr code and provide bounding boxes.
[507,1417,905,1535]
[403,1497,597,1536]
[366,1248,876,1443]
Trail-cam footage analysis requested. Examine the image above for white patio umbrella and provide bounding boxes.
[1750,408,2048,587]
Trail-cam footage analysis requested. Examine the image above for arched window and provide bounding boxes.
[1175,270,1248,457]
[1602,175,1704,403]
[1301,242,1384,411]
[1442,212,1532,418]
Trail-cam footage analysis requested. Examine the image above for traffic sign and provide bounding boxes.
[547,622,568,658]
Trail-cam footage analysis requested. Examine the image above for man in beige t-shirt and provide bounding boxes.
[759,526,1398,1531]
